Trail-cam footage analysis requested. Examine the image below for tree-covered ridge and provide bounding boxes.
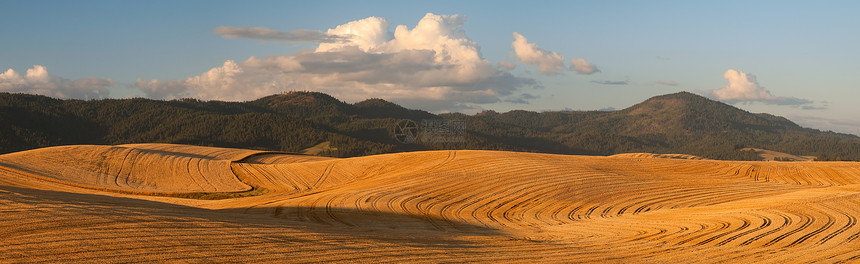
[0,91,858,160]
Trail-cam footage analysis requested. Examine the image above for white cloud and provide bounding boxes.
[570,58,599,75]
[0,65,113,99]
[706,69,811,105]
[316,16,391,52]
[133,59,302,101]
[131,13,539,111]
[510,33,598,76]
[713,69,770,101]
[511,32,565,75]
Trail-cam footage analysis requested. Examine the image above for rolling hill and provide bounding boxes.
[2,144,860,262]
[1,91,858,160]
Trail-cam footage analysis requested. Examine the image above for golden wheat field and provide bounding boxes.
[1,144,860,263]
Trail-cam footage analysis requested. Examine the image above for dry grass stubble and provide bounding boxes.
[2,144,860,263]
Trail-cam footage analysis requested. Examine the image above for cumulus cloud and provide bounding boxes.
[316,16,391,52]
[0,65,112,99]
[655,80,679,86]
[212,26,344,43]
[133,59,303,101]
[705,69,811,105]
[511,32,565,75]
[712,69,769,101]
[510,33,599,76]
[132,13,539,111]
[570,58,599,75]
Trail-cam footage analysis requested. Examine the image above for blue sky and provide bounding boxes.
[2,1,859,135]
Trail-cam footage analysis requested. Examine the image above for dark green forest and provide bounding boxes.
[1,91,858,161]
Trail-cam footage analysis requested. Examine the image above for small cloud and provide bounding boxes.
[801,104,828,110]
[767,97,814,106]
[704,69,811,106]
[0,65,113,99]
[806,100,832,110]
[591,80,628,85]
[508,35,599,76]
[511,32,565,75]
[570,58,599,75]
[213,26,344,43]
[655,80,678,86]
[504,93,539,104]
[129,78,188,99]
[788,115,860,136]
[655,56,670,61]
[497,60,516,71]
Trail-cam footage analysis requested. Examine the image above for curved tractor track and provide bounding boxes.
[2,144,860,263]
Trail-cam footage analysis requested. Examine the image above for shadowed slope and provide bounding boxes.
[228,150,860,263]
[0,184,510,264]
[233,151,860,229]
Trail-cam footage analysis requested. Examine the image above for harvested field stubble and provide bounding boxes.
[2,144,860,263]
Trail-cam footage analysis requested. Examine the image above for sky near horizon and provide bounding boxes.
[2,1,859,135]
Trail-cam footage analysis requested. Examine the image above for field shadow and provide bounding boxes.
[0,184,504,249]
[130,147,222,160]
[237,204,495,234]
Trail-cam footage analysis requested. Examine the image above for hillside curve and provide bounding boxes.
[3,144,860,262]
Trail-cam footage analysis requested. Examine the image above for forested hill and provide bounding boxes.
[1,91,858,160]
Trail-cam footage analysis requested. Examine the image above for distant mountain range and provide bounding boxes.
[1,91,858,160]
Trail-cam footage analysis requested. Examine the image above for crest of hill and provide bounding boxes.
[0,144,258,194]
[251,91,350,116]
[611,152,706,160]
[473,91,859,160]
[617,92,799,135]
[251,92,435,120]
[352,98,436,120]
[463,92,797,136]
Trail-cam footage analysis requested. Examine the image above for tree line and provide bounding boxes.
[1,91,858,161]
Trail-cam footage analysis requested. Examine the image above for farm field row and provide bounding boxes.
[1,144,859,263]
